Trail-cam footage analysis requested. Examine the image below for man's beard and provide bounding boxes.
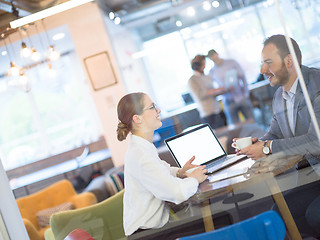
[271,61,289,87]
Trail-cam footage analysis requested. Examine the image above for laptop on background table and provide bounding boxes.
[164,123,247,174]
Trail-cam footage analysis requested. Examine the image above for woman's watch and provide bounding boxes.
[262,140,271,155]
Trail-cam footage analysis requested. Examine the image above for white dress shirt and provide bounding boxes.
[123,135,199,236]
[282,78,298,135]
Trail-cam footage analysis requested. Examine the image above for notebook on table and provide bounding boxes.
[164,123,246,174]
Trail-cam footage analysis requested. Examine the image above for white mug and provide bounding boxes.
[231,137,252,150]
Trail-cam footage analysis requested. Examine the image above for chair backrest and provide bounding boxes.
[64,228,94,240]
[50,190,125,240]
[16,179,77,228]
[178,211,285,240]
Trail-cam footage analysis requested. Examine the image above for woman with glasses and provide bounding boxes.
[117,92,208,239]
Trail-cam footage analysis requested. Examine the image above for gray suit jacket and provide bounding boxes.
[261,65,320,166]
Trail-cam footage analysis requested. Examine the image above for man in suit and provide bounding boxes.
[238,34,320,238]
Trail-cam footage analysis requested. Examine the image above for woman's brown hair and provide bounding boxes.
[117,92,146,141]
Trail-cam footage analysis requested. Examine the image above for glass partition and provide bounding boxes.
[2,0,320,240]
[108,0,320,239]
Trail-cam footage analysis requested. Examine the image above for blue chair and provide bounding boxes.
[153,118,177,147]
[178,211,286,240]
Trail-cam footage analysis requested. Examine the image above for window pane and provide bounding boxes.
[143,32,192,112]
[0,26,102,170]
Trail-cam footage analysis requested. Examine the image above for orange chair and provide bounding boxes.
[16,179,97,240]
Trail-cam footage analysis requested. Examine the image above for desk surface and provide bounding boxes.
[131,154,318,240]
[192,155,302,202]
[185,154,320,240]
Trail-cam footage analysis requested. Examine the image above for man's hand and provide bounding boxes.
[232,137,258,155]
[238,140,266,160]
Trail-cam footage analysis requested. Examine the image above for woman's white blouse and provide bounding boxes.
[123,135,199,236]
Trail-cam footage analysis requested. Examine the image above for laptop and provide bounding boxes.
[164,123,246,174]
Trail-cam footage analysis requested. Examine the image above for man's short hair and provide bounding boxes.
[191,55,205,71]
[263,34,302,66]
[207,49,217,58]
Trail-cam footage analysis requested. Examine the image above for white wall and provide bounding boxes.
[103,17,157,101]
[41,2,129,166]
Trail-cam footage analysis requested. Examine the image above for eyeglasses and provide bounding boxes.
[142,103,159,113]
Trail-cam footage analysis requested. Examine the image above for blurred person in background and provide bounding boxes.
[207,49,253,125]
[188,54,228,129]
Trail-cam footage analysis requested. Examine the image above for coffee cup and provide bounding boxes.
[231,137,252,150]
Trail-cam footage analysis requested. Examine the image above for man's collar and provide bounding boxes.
[289,77,299,94]
[193,71,203,76]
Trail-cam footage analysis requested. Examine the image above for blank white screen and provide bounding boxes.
[166,126,225,167]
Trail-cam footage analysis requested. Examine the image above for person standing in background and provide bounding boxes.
[207,49,253,125]
[188,55,228,129]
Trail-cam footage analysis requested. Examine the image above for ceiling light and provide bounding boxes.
[212,1,220,8]
[176,20,182,27]
[8,62,21,77]
[48,45,60,61]
[203,1,212,11]
[31,48,41,61]
[1,51,7,56]
[48,63,57,78]
[19,72,29,85]
[52,33,65,41]
[114,17,121,25]
[20,42,31,58]
[187,7,195,16]
[109,12,115,20]
[10,0,94,28]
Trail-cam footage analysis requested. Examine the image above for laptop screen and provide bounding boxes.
[164,124,226,167]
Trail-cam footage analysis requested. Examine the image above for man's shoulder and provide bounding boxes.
[301,65,320,88]
[188,74,201,85]
[189,74,199,80]
[224,59,239,65]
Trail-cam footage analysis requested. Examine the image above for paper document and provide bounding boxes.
[208,159,255,183]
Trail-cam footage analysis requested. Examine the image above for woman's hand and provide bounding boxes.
[185,166,208,183]
[179,156,199,178]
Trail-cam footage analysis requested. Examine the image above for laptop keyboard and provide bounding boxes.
[205,154,245,174]
[206,156,226,169]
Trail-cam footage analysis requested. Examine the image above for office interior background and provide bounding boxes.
[0,0,320,238]
[1,0,320,171]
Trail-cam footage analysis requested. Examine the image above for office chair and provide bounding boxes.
[178,210,285,240]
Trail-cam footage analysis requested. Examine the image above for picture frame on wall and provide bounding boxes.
[84,51,117,91]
